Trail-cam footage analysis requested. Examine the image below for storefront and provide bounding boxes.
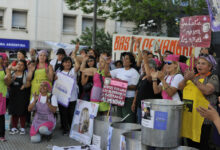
[0,38,30,60]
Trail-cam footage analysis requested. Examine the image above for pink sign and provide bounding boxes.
[101,78,128,106]
[180,15,211,47]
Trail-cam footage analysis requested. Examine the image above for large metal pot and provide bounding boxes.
[141,99,183,148]
[93,116,121,150]
[123,131,147,150]
[110,122,141,150]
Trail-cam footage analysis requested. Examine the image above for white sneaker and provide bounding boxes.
[19,128,26,135]
[9,128,19,135]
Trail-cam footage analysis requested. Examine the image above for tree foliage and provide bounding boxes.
[71,28,112,54]
[65,0,208,37]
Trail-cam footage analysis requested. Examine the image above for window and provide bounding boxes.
[63,15,76,34]
[12,10,27,29]
[82,18,105,32]
[0,10,4,27]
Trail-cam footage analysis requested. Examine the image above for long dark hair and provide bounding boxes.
[60,56,73,71]
[86,56,96,68]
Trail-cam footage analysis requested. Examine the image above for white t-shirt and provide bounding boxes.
[50,58,62,71]
[110,68,140,98]
[57,68,78,102]
[30,95,58,107]
[159,74,184,101]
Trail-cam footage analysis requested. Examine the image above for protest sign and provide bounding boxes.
[101,78,128,106]
[179,15,211,47]
[112,34,201,60]
[52,72,75,107]
[206,0,220,32]
[70,100,99,145]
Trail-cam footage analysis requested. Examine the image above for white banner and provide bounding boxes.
[52,72,75,107]
[70,100,99,145]
[112,34,201,61]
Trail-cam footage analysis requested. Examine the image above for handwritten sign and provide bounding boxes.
[206,0,220,32]
[180,15,211,47]
[101,78,128,106]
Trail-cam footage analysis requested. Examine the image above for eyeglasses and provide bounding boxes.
[164,61,173,65]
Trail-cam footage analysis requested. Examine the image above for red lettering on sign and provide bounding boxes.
[124,37,131,51]
[119,36,125,50]
[114,36,120,50]
[182,47,189,56]
[160,40,165,54]
[163,40,170,53]
[148,39,154,50]
[170,40,177,53]
[142,38,149,50]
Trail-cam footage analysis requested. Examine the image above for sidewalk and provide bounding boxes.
[0,125,81,150]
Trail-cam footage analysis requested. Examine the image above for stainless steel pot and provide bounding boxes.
[141,99,184,148]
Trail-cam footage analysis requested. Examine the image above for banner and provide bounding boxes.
[206,0,220,32]
[52,72,75,107]
[0,38,29,51]
[70,100,99,145]
[101,78,128,106]
[180,15,211,47]
[112,34,201,60]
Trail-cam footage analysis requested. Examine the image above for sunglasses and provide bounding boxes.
[164,61,173,65]
[199,53,209,57]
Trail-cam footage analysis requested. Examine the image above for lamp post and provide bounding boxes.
[92,0,97,50]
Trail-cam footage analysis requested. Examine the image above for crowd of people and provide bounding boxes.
[0,40,220,149]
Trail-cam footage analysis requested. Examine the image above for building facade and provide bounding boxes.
[0,0,135,55]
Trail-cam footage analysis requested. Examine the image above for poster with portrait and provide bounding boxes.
[101,78,128,106]
[69,100,99,145]
[206,0,220,31]
[179,15,211,48]
[52,72,76,107]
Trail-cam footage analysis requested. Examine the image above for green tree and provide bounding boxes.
[65,0,208,37]
[71,27,112,54]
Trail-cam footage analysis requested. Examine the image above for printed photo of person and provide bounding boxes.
[78,107,90,134]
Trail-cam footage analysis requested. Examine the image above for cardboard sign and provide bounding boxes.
[112,34,201,60]
[180,15,211,47]
[101,78,128,106]
[69,100,99,145]
[206,0,220,32]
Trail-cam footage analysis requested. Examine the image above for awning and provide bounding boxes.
[0,38,30,51]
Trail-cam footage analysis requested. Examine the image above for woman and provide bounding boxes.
[28,81,57,143]
[80,56,96,101]
[5,60,29,135]
[8,50,26,71]
[151,54,184,101]
[50,48,66,72]
[0,55,10,141]
[81,56,110,114]
[55,56,79,135]
[27,50,53,101]
[105,52,140,123]
[131,56,161,124]
[179,54,219,150]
